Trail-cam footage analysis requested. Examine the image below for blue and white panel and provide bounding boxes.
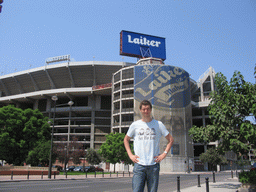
[134,65,190,109]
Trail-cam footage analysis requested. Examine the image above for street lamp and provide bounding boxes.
[48,95,58,179]
[64,145,67,178]
[67,100,74,145]
[83,138,86,171]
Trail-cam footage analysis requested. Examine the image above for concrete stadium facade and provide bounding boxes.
[0,59,219,172]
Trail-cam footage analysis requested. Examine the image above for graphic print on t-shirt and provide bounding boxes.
[138,127,156,140]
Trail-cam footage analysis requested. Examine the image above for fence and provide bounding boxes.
[0,171,133,181]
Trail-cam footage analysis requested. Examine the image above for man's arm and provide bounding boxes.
[124,135,139,163]
[154,133,174,163]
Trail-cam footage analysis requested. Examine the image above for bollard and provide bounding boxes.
[236,170,238,177]
[117,171,118,177]
[231,170,233,178]
[95,171,96,178]
[65,171,67,179]
[177,176,180,192]
[11,171,13,180]
[123,171,124,177]
[41,171,43,179]
[27,171,30,180]
[205,177,209,192]
[129,171,130,177]
[198,175,201,187]
[213,171,216,183]
[54,172,56,179]
[102,171,104,178]
[86,171,87,178]
[110,171,111,177]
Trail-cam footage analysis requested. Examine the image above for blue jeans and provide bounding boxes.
[132,163,160,192]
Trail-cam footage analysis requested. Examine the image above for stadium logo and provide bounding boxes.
[127,35,161,47]
[134,65,190,108]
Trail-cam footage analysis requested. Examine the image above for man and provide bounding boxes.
[124,100,174,192]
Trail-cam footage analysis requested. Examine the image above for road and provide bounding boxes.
[0,172,233,192]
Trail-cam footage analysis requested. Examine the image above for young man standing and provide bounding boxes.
[124,100,174,192]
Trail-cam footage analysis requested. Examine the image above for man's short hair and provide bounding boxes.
[139,100,152,109]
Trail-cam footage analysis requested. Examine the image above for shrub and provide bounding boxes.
[239,170,256,185]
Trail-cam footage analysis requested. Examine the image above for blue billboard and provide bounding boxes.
[120,30,166,60]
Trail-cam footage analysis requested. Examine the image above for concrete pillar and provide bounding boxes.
[46,98,51,112]
[202,109,206,127]
[210,67,215,92]
[33,100,39,110]
[204,145,208,171]
[90,95,95,149]
[200,80,204,101]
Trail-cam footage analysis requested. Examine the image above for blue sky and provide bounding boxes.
[1,0,255,83]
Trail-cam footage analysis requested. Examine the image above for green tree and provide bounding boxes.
[0,106,51,165]
[99,133,133,172]
[189,71,256,155]
[85,148,101,165]
[199,148,228,171]
[26,141,56,166]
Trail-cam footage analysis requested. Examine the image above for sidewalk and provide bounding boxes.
[171,177,242,192]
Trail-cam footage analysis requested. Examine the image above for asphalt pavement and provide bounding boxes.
[0,171,246,192]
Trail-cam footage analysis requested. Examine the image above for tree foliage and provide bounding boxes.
[26,140,55,166]
[0,105,51,165]
[199,148,228,171]
[189,71,256,155]
[85,148,101,165]
[99,133,133,166]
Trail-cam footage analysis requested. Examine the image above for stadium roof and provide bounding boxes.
[0,61,135,103]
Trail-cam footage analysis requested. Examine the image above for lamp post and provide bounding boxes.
[64,145,67,177]
[66,100,74,170]
[83,138,86,171]
[48,95,58,179]
[67,100,74,145]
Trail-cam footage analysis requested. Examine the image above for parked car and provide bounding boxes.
[52,165,63,172]
[74,166,84,172]
[66,166,76,172]
[84,166,96,172]
[250,163,256,171]
[95,166,104,172]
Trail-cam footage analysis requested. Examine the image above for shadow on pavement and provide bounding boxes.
[211,183,241,189]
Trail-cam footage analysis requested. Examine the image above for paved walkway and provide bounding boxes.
[171,178,242,192]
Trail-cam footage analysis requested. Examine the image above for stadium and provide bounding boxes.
[0,56,219,172]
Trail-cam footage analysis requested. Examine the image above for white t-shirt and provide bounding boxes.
[127,119,169,166]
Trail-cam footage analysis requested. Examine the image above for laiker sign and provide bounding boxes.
[127,35,162,47]
[120,30,166,60]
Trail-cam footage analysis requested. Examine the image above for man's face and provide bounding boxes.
[140,105,152,118]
